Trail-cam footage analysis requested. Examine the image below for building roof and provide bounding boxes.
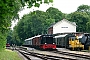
[35,35,41,37]
[54,34,67,38]
[25,37,35,41]
[61,19,76,26]
[48,19,76,29]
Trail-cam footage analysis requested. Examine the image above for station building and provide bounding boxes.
[48,19,77,34]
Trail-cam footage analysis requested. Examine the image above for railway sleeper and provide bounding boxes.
[52,51,90,59]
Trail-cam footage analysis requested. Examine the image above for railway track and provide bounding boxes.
[50,50,90,60]
[16,47,77,60]
[6,46,90,60]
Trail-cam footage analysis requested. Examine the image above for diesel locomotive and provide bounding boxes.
[54,33,84,50]
[78,33,90,50]
[23,34,56,50]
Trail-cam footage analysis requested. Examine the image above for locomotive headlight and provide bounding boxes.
[45,43,47,44]
[53,43,55,44]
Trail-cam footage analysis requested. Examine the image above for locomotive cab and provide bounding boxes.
[40,35,56,50]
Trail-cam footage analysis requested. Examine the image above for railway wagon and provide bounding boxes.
[6,43,10,47]
[78,33,90,50]
[54,34,84,50]
[24,34,56,50]
[32,35,41,48]
[24,37,34,47]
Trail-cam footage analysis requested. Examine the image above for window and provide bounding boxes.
[41,35,54,44]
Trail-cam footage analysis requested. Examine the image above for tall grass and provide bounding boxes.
[0,49,22,60]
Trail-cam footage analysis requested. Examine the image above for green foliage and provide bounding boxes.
[21,0,53,7]
[0,0,53,49]
[69,12,90,32]
[77,5,90,13]
[9,4,90,46]
[0,33,7,50]
[12,10,56,45]
[6,30,20,46]
[46,7,65,22]
[68,5,90,32]
[11,7,67,45]
[44,0,53,3]
[86,21,90,33]
[0,0,22,31]
[49,0,53,3]
[0,0,22,50]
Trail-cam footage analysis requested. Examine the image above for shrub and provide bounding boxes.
[0,33,6,51]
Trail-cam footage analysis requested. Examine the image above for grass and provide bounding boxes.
[0,49,22,60]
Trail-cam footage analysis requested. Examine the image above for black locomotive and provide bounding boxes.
[78,33,90,50]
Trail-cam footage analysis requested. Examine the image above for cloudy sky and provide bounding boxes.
[11,0,90,29]
[18,0,90,18]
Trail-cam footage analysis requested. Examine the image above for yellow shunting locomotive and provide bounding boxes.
[69,36,84,50]
[54,33,84,50]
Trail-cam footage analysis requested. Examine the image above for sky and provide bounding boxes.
[11,0,90,30]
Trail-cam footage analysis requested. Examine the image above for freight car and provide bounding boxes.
[6,43,10,47]
[23,34,56,50]
[78,33,90,50]
[54,34,84,50]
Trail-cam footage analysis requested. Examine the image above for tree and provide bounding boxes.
[21,0,53,7]
[72,5,90,32]
[0,0,53,49]
[86,21,90,33]
[12,10,55,45]
[46,7,64,22]
[0,32,7,50]
[69,12,90,32]
[0,0,22,50]
[0,0,53,33]
[77,5,90,13]
[6,30,12,45]
[0,0,22,32]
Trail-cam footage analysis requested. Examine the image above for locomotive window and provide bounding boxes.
[41,36,54,44]
[45,37,53,44]
[69,37,75,41]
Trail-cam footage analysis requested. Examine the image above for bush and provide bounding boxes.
[0,33,6,51]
